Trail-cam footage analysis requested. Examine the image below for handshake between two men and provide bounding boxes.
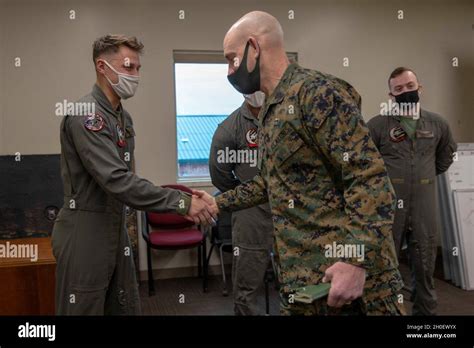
[182,189,367,309]
[184,190,219,226]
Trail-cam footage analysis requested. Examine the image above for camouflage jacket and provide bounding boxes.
[216,63,403,300]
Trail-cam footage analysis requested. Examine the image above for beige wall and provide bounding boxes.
[1,0,473,277]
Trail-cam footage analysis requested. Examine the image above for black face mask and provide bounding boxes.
[394,89,420,105]
[227,41,260,94]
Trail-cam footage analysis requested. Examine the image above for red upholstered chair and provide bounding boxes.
[142,184,208,296]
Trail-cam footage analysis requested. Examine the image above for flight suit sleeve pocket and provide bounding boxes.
[125,127,135,138]
[125,126,136,154]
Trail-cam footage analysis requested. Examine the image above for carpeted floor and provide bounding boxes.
[139,261,474,316]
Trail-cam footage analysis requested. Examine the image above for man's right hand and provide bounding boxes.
[192,189,219,217]
[185,193,218,226]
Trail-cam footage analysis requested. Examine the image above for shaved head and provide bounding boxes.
[224,11,285,50]
[223,11,289,96]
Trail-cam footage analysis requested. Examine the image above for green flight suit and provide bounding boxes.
[209,102,273,315]
[52,84,191,315]
[367,110,456,315]
[216,63,405,315]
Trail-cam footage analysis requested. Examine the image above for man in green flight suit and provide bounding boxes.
[209,91,274,315]
[52,34,216,315]
[198,11,405,315]
[367,67,457,315]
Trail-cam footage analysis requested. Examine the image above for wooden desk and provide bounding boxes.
[0,237,56,315]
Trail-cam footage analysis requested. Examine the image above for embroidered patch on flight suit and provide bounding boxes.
[84,113,105,132]
[116,124,126,147]
[246,128,258,148]
[389,126,407,142]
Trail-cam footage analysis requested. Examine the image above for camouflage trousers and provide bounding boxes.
[280,292,406,316]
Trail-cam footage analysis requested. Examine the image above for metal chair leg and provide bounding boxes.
[203,238,208,293]
[220,244,228,296]
[147,244,155,296]
[206,244,215,266]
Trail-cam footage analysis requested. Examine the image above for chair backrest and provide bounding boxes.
[146,184,195,230]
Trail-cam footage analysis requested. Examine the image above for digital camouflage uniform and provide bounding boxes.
[216,63,405,315]
[52,84,191,315]
[210,102,274,315]
[367,110,456,315]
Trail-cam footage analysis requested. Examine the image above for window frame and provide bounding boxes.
[172,50,298,184]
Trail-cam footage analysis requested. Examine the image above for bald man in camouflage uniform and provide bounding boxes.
[213,11,405,315]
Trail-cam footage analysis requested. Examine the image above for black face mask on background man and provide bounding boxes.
[394,89,420,105]
[227,40,261,94]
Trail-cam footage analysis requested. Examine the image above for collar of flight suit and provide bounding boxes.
[240,101,260,127]
[92,84,123,120]
[392,108,426,123]
[259,62,299,125]
[392,108,428,132]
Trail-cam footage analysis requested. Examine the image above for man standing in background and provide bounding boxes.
[209,91,274,315]
[367,67,457,315]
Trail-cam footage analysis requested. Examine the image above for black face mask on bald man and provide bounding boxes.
[227,40,261,94]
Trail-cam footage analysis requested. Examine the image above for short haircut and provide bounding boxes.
[388,67,418,88]
[92,34,144,62]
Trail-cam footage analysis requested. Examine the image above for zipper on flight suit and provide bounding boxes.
[408,114,423,232]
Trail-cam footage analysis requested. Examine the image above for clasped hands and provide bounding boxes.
[184,189,219,226]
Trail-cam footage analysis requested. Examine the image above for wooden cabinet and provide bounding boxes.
[0,237,56,315]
